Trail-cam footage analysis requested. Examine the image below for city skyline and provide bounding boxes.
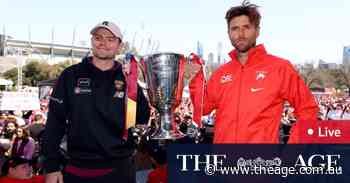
[343,46,350,65]
[1,0,350,64]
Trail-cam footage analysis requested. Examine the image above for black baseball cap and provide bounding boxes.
[1,157,33,175]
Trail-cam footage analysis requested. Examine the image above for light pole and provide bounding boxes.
[16,51,25,91]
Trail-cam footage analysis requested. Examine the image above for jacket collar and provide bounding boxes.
[228,44,267,67]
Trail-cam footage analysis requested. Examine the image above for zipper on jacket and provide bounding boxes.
[235,66,244,142]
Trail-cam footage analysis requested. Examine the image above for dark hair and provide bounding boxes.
[2,121,18,139]
[11,128,31,158]
[1,157,33,176]
[34,114,43,122]
[225,0,261,28]
[16,127,30,139]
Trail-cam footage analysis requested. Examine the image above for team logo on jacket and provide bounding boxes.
[256,71,267,80]
[113,80,125,98]
[114,80,125,91]
[220,74,232,83]
[113,91,125,98]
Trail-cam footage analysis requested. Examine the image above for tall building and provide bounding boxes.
[196,41,204,58]
[217,42,223,64]
[0,34,5,56]
[343,46,350,66]
[208,52,214,64]
[318,59,337,70]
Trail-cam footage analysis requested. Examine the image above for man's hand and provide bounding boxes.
[45,171,63,183]
[122,62,131,76]
[184,62,202,81]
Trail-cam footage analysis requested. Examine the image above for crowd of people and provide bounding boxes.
[317,95,350,120]
[0,109,47,156]
[281,95,350,124]
[0,102,47,182]
[0,94,348,181]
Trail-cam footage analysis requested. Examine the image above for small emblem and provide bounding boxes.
[113,91,125,98]
[220,74,232,83]
[256,71,267,80]
[250,88,264,92]
[74,87,81,94]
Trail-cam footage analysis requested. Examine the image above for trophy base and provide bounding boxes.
[151,130,186,140]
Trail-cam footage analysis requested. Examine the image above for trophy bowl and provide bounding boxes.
[143,53,186,139]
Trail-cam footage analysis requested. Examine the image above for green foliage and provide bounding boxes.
[23,61,49,85]
[329,66,350,95]
[2,68,18,85]
[1,59,76,86]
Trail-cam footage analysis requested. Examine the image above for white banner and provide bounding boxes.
[0,92,40,111]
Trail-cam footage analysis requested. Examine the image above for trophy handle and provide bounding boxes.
[174,55,186,108]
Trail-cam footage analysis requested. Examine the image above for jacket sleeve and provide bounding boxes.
[41,70,69,173]
[24,137,36,160]
[279,62,319,143]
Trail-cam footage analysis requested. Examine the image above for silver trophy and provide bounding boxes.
[143,53,185,139]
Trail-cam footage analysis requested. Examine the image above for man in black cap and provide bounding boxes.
[42,20,150,183]
[0,156,44,183]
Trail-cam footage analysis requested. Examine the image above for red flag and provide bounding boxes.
[123,54,138,139]
[127,55,138,101]
[188,53,205,127]
[175,55,186,107]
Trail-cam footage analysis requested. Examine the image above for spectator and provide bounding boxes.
[28,114,45,142]
[10,128,35,160]
[0,156,44,183]
[341,105,350,119]
[146,141,167,183]
[327,104,343,120]
[12,111,26,127]
[1,121,18,140]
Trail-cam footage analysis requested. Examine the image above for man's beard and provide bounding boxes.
[233,40,256,53]
[92,50,116,60]
[94,54,115,60]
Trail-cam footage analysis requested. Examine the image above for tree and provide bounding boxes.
[330,65,350,96]
[23,61,49,86]
[298,63,323,88]
[47,60,76,79]
[2,68,19,86]
[1,59,74,87]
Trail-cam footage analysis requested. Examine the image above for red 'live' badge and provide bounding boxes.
[297,120,350,143]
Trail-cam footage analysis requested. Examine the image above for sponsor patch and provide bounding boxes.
[113,91,125,98]
[74,87,92,94]
[75,78,92,94]
[77,78,91,87]
[220,74,232,83]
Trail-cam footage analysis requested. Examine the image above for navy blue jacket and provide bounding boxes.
[42,57,150,173]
